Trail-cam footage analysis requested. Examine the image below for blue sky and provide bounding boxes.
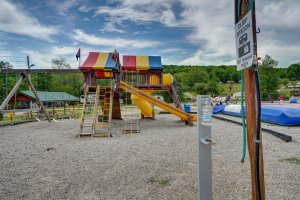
[0,0,299,69]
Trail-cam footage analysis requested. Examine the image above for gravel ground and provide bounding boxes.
[0,114,299,200]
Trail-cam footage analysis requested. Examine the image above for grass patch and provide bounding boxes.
[147,177,171,186]
[220,83,240,96]
[147,177,157,184]
[159,178,171,186]
[280,157,300,165]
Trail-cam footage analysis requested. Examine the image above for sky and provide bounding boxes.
[0,0,299,69]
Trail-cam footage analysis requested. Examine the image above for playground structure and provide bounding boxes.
[0,69,85,125]
[78,51,197,137]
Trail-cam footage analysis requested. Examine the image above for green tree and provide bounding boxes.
[259,55,280,101]
[173,72,190,91]
[0,61,13,69]
[230,71,240,83]
[193,82,206,95]
[287,63,300,81]
[280,78,289,86]
[0,61,13,104]
[205,81,223,96]
[51,58,71,69]
[186,69,209,88]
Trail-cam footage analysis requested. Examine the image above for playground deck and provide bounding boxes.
[0,115,299,200]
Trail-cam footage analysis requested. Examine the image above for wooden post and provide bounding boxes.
[52,101,54,117]
[27,56,33,119]
[236,0,266,199]
[0,76,24,111]
[22,73,51,122]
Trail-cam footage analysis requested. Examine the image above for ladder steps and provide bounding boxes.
[95,126,110,128]
[80,84,114,137]
[93,133,110,137]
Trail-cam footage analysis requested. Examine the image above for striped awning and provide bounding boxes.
[122,55,162,70]
[80,52,117,70]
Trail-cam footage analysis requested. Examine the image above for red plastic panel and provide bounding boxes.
[80,52,99,70]
[122,55,136,70]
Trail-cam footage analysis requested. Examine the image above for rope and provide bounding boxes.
[240,70,246,163]
[237,0,247,163]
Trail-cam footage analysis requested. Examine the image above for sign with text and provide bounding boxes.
[235,11,254,70]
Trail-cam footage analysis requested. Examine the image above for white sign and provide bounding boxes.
[235,11,254,71]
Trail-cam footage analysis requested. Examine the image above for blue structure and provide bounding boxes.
[213,104,300,126]
[184,104,191,112]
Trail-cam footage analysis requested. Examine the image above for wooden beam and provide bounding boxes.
[0,76,24,111]
[0,68,81,74]
[1,108,40,113]
[22,73,51,122]
[238,0,266,199]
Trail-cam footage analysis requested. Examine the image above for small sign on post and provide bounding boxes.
[235,11,254,70]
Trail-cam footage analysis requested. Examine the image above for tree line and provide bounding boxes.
[164,55,300,101]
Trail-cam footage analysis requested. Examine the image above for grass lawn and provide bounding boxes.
[220,83,240,96]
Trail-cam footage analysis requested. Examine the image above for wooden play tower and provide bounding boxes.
[78,50,195,137]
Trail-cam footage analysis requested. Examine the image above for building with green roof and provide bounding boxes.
[18,91,79,102]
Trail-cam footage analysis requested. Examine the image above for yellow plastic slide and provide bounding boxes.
[120,81,197,122]
[131,93,153,117]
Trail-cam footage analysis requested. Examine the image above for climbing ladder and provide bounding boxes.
[170,84,183,109]
[121,73,141,134]
[122,100,141,134]
[93,86,113,137]
[78,85,113,137]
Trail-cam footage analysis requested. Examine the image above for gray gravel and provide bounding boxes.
[0,114,299,200]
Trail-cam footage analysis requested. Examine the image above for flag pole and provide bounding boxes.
[77,48,81,68]
[79,56,81,68]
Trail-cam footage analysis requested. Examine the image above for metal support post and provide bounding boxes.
[197,95,214,200]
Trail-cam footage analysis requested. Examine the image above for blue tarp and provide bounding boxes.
[213,104,300,126]
[212,104,226,114]
[290,98,298,104]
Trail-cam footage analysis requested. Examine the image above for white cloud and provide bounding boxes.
[71,29,160,49]
[258,0,300,29]
[83,17,91,22]
[178,0,300,66]
[95,0,234,65]
[47,0,77,16]
[18,46,81,69]
[160,48,182,53]
[95,0,300,66]
[176,0,236,65]
[95,2,179,27]
[101,22,125,33]
[0,51,12,57]
[78,5,93,12]
[0,0,58,41]
[51,46,80,56]
[258,38,300,67]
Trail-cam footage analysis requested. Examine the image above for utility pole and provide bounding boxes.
[5,64,8,109]
[27,55,33,118]
[235,0,266,200]
[27,55,31,90]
